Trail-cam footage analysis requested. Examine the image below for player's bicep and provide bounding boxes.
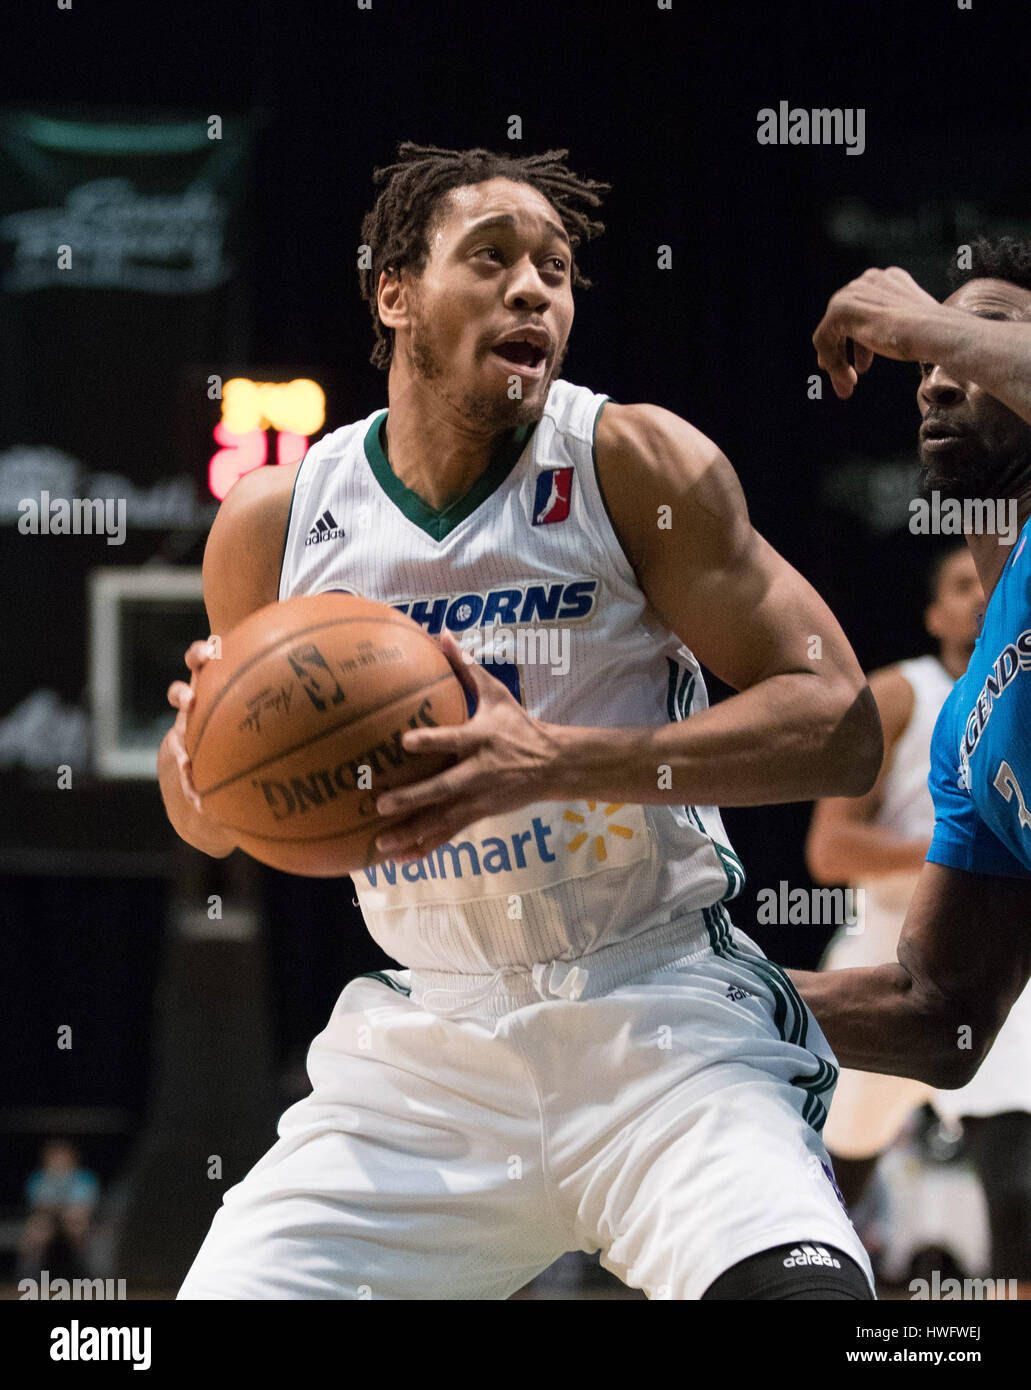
[202,466,293,635]
[597,405,839,689]
[645,494,861,696]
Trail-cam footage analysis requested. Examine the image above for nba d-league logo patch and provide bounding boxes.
[532,467,574,525]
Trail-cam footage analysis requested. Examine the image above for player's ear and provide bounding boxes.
[924,600,943,641]
[378,267,409,331]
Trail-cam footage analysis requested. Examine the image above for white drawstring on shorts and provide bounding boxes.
[418,959,591,1016]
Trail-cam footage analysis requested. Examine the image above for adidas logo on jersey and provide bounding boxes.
[782,1244,841,1270]
[305,509,345,546]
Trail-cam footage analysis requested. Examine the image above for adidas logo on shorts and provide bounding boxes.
[305,508,345,546]
[782,1244,841,1270]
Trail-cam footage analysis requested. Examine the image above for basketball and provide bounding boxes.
[184,593,468,876]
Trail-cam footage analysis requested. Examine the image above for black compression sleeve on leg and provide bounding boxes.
[701,1241,874,1300]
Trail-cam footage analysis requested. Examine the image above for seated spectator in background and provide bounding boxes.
[17,1139,99,1279]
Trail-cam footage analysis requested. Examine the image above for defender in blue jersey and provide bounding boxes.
[797,238,1031,1108]
[929,523,1031,879]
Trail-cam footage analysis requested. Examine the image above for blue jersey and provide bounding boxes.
[928,521,1031,878]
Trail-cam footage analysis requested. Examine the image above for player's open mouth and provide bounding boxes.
[490,340,548,377]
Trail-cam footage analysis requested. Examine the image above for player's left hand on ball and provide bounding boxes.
[372,630,561,859]
[812,266,945,399]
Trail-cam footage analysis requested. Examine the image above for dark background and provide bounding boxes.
[1,0,1028,1278]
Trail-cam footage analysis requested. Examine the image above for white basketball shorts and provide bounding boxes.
[178,903,873,1300]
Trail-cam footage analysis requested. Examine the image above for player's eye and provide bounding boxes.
[544,256,568,275]
[475,246,504,262]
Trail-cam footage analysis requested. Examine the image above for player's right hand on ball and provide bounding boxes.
[166,637,220,816]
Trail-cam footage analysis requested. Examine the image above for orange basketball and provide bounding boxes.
[184,593,468,876]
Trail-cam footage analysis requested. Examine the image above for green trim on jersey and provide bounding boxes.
[358,970,412,997]
[363,409,536,541]
[704,903,835,1133]
[664,657,746,900]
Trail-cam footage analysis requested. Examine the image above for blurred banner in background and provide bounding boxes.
[0,111,264,1271]
[0,108,254,481]
[0,109,257,761]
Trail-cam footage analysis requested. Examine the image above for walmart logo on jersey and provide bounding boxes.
[391,579,598,635]
[358,800,650,906]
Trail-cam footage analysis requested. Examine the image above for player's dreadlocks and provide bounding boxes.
[948,234,1031,294]
[358,142,611,371]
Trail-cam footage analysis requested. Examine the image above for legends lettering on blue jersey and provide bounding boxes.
[392,579,598,634]
[928,518,1031,877]
[961,629,1031,760]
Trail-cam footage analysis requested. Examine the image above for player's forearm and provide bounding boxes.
[549,672,880,807]
[157,731,237,858]
[790,963,972,1088]
[807,822,930,883]
[924,311,1031,428]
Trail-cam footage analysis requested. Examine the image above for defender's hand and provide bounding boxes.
[813,266,954,399]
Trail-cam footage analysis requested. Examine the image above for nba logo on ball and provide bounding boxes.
[532,468,573,525]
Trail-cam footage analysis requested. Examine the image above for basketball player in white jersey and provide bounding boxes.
[807,544,1031,1292]
[160,143,884,1300]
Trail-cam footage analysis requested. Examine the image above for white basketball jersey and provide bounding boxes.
[279,378,745,974]
[853,655,955,929]
[878,656,954,841]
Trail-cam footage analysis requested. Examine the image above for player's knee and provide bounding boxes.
[701,1241,873,1300]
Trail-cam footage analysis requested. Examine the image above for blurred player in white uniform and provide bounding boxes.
[808,545,1031,1293]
